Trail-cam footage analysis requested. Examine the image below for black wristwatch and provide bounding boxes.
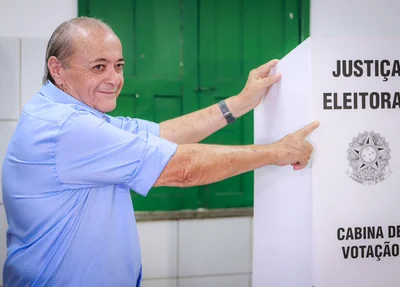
[218,100,236,124]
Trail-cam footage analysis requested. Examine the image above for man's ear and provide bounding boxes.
[47,56,65,86]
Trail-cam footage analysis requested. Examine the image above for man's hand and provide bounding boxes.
[270,121,320,171]
[239,59,282,109]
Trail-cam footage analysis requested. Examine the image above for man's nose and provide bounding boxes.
[105,67,120,85]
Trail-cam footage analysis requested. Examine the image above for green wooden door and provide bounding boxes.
[79,0,306,211]
[197,0,300,208]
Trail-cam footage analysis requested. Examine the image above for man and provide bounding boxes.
[2,17,318,286]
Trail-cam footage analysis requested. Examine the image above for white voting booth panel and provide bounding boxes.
[253,37,400,287]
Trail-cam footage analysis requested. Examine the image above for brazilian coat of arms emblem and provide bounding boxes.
[346,131,392,185]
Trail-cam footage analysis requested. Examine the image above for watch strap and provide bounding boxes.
[218,100,236,124]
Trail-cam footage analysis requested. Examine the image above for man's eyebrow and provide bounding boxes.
[89,58,125,63]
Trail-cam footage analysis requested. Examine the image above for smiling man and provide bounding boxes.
[2,17,318,287]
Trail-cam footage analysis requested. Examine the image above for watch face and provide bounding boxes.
[361,145,377,163]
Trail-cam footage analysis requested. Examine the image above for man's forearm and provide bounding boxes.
[154,143,275,188]
[154,121,318,188]
[158,95,254,144]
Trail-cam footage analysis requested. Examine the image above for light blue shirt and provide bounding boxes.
[2,81,177,286]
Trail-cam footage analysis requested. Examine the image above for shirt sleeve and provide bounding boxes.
[54,111,177,196]
[107,115,160,136]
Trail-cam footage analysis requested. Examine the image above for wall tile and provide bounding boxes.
[179,274,250,287]
[138,221,178,279]
[141,278,177,287]
[250,217,253,272]
[0,38,20,119]
[0,0,77,38]
[179,218,251,277]
[21,38,48,110]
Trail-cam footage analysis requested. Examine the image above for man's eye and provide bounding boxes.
[94,65,105,70]
[116,63,124,69]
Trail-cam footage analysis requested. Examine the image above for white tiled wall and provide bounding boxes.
[140,218,253,287]
[0,0,78,38]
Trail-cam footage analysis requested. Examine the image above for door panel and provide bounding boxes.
[198,0,300,208]
[198,0,251,208]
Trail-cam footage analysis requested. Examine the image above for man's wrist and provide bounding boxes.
[224,95,254,119]
[218,100,236,124]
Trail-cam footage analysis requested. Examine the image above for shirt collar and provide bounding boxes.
[40,81,109,121]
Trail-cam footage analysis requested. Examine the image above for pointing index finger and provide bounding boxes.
[297,121,320,138]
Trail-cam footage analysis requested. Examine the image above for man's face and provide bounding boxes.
[57,29,125,113]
